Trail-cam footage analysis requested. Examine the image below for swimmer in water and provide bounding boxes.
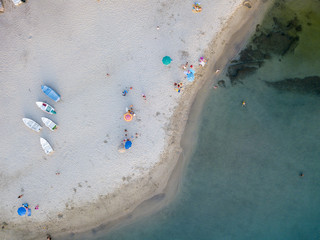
[242,101,246,107]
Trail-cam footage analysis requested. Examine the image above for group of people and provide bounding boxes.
[119,87,145,152]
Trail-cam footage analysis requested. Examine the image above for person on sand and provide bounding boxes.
[142,94,146,100]
[182,62,188,70]
[122,89,128,96]
[128,105,135,116]
[18,194,23,199]
[174,82,183,93]
[199,57,207,67]
[47,234,52,240]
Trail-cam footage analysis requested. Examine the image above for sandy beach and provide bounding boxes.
[0,0,273,239]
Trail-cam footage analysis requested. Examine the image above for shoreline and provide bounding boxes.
[57,1,274,239]
[0,1,274,239]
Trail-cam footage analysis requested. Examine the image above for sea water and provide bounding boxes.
[77,0,320,239]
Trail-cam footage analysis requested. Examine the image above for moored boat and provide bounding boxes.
[41,117,57,131]
[41,85,61,102]
[22,118,42,132]
[40,137,53,155]
[12,0,22,6]
[36,102,56,114]
[0,0,4,13]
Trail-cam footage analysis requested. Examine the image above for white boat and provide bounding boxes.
[0,0,4,13]
[36,102,56,114]
[12,0,23,6]
[22,118,42,132]
[41,117,57,131]
[40,138,53,155]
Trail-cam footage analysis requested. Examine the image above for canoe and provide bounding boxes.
[41,85,61,102]
[40,138,53,155]
[36,102,56,114]
[22,118,42,132]
[41,117,57,131]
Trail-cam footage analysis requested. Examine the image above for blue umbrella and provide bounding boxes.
[125,140,132,149]
[187,68,195,82]
[162,56,172,65]
[17,207,26,216]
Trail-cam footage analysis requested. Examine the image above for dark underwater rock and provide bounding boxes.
[239,46,268,62]
[227,62,262,84]
[265,76,320,95]
[253,32,299,56]
[227,5,302,84]
[217,80,226,88]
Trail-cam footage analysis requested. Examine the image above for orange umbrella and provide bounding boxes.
[124,112,133,122]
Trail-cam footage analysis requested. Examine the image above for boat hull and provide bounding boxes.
[40,137,53,155]
[22,118,42,132]
[41,85,61,102]
[41,117,57,131]
[36,102,56,114]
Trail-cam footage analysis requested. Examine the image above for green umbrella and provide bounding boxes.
[162,56,172,65]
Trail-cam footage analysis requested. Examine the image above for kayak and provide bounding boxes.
[41,85,61,102]
[36,102,56,114]
[41,117,57,131]
[40,137,53,155]
[22,118,42,132]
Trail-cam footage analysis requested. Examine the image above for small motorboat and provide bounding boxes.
[41,117,57,131]
[12,0,23,6]
[36,102,56,114]
[40,137,54,155]
[41,85,61,102]
[22,118,42,132]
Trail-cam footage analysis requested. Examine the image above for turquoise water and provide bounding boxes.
[99,81,320,239]
[69,1,320,239]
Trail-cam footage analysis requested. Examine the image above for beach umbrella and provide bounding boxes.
[125,140,132,149]
[187,69,195,82]
[17,207,26,216]
[124,112,133,122]
[162,56,172,65]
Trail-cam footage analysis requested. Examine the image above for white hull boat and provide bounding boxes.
[40,137,53,155]
[0,0,4,13]
[22,118,42,132]
[36,102,56,114]
[12,0,23,6]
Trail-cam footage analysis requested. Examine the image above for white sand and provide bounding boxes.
[0,0,272,239]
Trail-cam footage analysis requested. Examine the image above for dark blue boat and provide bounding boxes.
[41,85,60,102]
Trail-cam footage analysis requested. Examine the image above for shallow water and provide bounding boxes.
[78,0,320,239]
